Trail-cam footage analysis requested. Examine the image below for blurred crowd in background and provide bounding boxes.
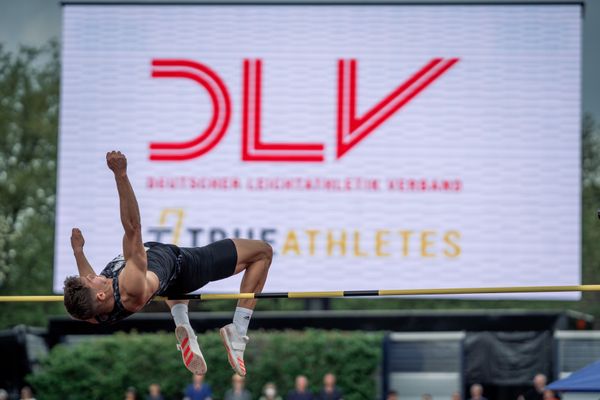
[125,373,342,400]
[0,371,561,400]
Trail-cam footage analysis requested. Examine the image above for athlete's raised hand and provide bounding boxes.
[70,228,85,251]
[106,150,127,176]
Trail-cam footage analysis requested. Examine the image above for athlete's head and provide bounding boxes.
[63,274,111,320]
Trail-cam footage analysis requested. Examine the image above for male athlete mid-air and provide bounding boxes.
[63,151,273,376]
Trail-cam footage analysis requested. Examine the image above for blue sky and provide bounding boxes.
[1,0,599,120]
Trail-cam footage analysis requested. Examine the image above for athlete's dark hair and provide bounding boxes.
[63,276,97,320]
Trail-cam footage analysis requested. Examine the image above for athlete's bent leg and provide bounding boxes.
[232,239,273,310]
[167,300,207,375]
[220,239,273,376]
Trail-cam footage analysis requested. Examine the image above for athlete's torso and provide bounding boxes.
[96,242,182,325]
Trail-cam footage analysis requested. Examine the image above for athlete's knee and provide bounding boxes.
[232,238,273,266]
[261,241,273,264]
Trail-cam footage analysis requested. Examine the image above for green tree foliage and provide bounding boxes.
[581,115,600,319]
[28,330,383,400]
[0,41,63,327]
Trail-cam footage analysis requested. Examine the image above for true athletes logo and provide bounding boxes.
[149,58,459,162]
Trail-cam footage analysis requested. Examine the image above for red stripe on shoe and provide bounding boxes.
[185,352,194,367]
[183,346,191,358]
[181,337,189,348]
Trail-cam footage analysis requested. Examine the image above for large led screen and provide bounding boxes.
[55,3,581,298]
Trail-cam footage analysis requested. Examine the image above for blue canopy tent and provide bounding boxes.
[547,360,600,392]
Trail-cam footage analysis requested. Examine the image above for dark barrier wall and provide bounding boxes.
[464,331,553,385]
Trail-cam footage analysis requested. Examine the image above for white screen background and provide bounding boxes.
[55,4,581,299]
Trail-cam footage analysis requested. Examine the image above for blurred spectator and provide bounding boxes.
[468,384,487,400]
[422,395,433,400]
[125,387,138,400]
[542,389,559,400]
[224,374,251,400]
[523,374,547,400]
[146,383,164,400]
[259,382,282,400]
[450,392,461,400]
[287,375,313,400]
[184,375,212,400]
[386,391,399,400]
[20,386,36,400]
[0,389,7,400]
[317,373,343,400]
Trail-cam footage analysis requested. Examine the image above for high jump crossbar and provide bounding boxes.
[0,284,599,302]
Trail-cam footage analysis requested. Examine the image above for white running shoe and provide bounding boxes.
[219,323,249,376]
[175,324,207,375]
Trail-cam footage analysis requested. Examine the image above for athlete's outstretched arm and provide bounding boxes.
[106,151,146,267]
[71,228,95,277]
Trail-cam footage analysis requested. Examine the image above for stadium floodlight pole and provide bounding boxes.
[0,284,599,302]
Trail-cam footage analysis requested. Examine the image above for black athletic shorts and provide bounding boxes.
[164,239,238,295]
